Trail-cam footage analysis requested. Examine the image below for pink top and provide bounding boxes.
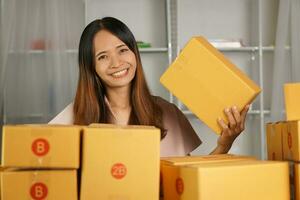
[49,96,202,156]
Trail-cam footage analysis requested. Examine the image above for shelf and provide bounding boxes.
[262,46,291,51]
[217,46,290,52]
[139,47,168,53]
[9,46,291,54]
[182,109,271,116]
[8,49,78,54]
[8,47,168,54]
[217,47,258,52]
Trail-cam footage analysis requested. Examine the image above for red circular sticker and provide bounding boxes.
[31,138,50,156]
[30,182,48,200]
[176,177,184,195]
[288,132,292,149]
[111,163,127,179]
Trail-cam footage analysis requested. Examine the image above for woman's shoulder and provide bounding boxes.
[153,96,185,119]
[152,96,177,111]
[48,102,74,125]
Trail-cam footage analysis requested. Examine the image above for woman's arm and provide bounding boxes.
[210,104,250,154]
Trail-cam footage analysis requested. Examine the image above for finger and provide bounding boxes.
[240,104,250,129]
[231,106,241,131]
[224,107,236,130]
[217,117,231,136]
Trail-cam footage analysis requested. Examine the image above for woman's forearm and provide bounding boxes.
[209,144,232,155]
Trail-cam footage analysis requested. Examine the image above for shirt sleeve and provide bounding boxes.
[158,97,202,157]
[172,104,202,155]
[48,103,74,125]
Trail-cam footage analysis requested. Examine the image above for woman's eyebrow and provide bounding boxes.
[95,50,106,58]
[95,44,126,57]
[116,44,126,48]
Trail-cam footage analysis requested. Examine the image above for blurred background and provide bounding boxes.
[1,0,300,159]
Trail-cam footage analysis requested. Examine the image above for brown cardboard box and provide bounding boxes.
[160,36,261,134]
[295,163,300,200]
[80,125,160,200]
[161,154,256,166]
[1,170,77,200]
[266,122,284,160]
[284,83,300,121]
[161,154,256,200]
[1,125,81,168]
[163,160,289,200]
[283,121,300,161]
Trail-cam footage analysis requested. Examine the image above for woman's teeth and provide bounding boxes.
[112,69,128,78]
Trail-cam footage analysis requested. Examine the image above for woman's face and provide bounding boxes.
[93,30,137,89]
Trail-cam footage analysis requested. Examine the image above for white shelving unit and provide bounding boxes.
[171,0,279,158]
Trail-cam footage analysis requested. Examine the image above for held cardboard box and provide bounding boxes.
[80,125,160,200]
[163,160,290,200]
[283,121,300,161]
[161,154,256,200]
[0,170,77,200]
[1,125,81,168]
[266,122,284,160]
[160,36,261,134]
[284,83,300,120]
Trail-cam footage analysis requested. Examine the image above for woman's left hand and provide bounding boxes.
[217,104,250,151]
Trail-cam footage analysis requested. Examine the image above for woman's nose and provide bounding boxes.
[110,54,122,68]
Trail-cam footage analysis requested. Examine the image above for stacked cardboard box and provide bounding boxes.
[0,124,161,200]
[266,122,285,161]
[284,83,300,121]
[0,125,81,200]
[265,82,300,199]
[160,154,290,200]
[80,124,161,200]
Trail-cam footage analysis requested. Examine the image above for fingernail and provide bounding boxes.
[233,106,237,110]
[225,108,230,112]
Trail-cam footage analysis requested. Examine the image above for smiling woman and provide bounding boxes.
[73,17,166,135]
[49,17,249,157]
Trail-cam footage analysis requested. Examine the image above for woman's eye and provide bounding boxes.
[98,55,107,60]
[120,48,129,53]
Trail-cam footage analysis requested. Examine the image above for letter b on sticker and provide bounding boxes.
[30,182,48,200]
[32,138,50,156]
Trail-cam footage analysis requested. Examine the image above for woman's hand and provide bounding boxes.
[211,104,250,154]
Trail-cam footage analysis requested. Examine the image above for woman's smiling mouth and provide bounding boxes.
[111,68,129,78]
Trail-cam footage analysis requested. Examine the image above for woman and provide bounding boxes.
[49,17,249,156]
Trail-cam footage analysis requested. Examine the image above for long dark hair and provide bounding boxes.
[73,17,165,138]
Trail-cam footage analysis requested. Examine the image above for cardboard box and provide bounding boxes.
[160,36,261,134]
[161,154,256,200]
[283,121,300,161]
[284,83,300,120]
[266,122,284,160]
[80,125,160,200]
[1,170,77,200]
[295,163,300,200]
[163,160,290,200]
[161,154,256,166]
[1,125,81,168]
